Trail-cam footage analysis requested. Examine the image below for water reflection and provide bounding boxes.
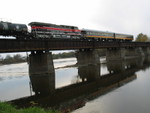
[107,57,146,74]
[78,64,100,82]
[29,72,55,95]
[73,57,150,113]
[10,57,150,112]
[0,63,28,81]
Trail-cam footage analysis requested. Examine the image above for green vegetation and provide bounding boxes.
[135,33,149,42]
[0,102,60,113]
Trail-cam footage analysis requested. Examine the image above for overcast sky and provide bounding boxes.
[1,0,150,37]
[1,0,150,56]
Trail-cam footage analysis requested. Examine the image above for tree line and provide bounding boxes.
[0,52,75,65]
[0,54,26,65]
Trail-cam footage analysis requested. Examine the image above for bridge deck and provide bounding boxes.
[0,39,150,53]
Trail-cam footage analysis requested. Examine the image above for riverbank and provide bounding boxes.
[0,102,60,113]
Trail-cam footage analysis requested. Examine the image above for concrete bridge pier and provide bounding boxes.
[106,47,145,61]
[29,51,55,95]
[125,48,142,58]
[107,60,126,73]
[142,47,150,56]
[75,49,100,81]
[106,48,126,61]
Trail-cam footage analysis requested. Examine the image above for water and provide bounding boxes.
[0,58,78,101]
[73,69,150,113]
[0,57,150,113]
[73,58,150,113]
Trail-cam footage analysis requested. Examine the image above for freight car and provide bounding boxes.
[0,21,28,38]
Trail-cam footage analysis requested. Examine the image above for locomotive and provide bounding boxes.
[0,21,133,41]
[29,22,81,39]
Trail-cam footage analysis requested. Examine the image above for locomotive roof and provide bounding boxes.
[60,25,78,28]
[28,22,57,26]
[28,22,78,29]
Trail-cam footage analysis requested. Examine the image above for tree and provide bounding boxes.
[135,33,149,42]
[3,55,13,64]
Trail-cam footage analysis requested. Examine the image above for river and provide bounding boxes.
[0,57,150,113]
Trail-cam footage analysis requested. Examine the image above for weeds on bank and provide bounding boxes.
[0,102,60,113]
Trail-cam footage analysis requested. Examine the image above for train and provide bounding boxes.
[0,21,133,41]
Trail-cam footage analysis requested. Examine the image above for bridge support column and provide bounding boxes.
[142,47,150,56]
[125,47,145,58]
[106,48,126,61]
[29,51,55,95]
[106,47,145,61]
[75,50,100,81]
[107,60,126,73]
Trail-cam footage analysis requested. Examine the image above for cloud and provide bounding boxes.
[91,0,150,36]
[0,0,100,26]
[1,0,150,37]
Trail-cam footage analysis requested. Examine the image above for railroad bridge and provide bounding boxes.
[1,38,150,95]
[0,39,150,52]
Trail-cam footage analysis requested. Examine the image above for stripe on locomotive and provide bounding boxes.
[31,26,81,32]
[85,35,133,40]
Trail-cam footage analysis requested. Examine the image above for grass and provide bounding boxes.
[0,102,60,113]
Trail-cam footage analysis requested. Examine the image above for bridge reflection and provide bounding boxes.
[10,56,150,112]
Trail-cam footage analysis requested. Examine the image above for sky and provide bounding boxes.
[0,0,150,56]
[1,0,150,36]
